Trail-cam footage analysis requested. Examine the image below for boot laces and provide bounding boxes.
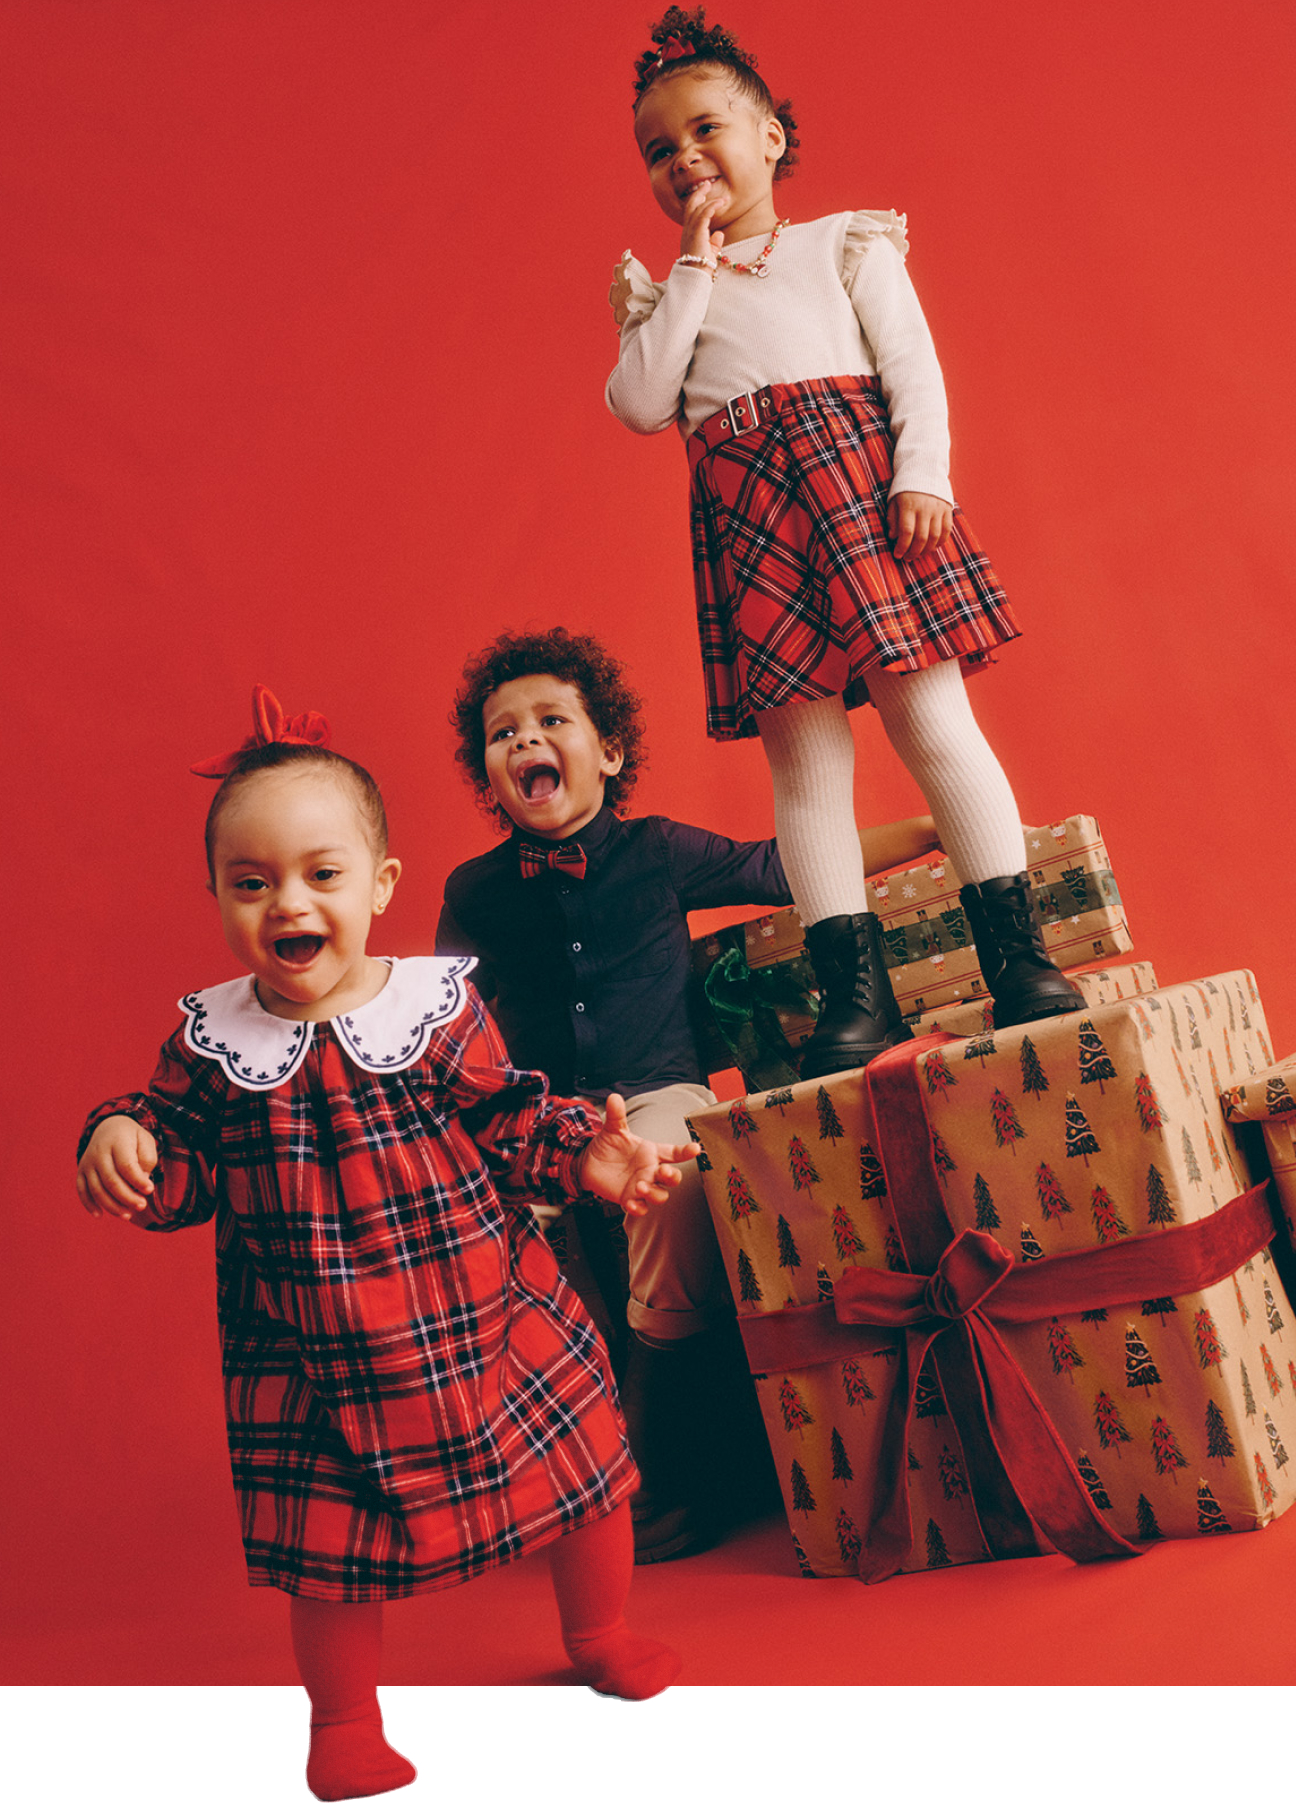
[992,885,1042,963]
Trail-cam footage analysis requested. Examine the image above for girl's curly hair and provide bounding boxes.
[451,628,647,830]
[632,6,799,181]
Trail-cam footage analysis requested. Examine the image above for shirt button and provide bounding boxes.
[575,1002,585,1012]
[572,941,582,952]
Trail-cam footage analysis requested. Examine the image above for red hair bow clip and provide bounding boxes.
[653,33,695,67]
[190,683,332,778]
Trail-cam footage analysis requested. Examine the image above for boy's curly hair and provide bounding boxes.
[632,6,799,181]
[451,628,647,829]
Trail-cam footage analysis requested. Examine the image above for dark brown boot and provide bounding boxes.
[621,1333,721,1564]
[960,872,1085,1028]
[798,912,911,1082]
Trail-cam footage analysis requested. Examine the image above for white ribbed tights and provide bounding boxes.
[755,661,1024,926]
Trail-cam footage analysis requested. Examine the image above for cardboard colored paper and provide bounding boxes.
[688,973,1294,1578]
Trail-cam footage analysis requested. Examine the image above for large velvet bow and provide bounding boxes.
[190,682,331,778]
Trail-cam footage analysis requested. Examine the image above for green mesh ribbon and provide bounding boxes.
[702,945,820,1089]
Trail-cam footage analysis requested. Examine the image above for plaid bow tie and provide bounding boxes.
[518,839,587,881]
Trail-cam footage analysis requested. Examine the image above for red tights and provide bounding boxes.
[289,1502,678,1801]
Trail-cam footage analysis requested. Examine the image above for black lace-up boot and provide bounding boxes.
[798,912,912,1082]
[961,872,1085,1028]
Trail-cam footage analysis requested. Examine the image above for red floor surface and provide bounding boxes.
[9,1503,1296,1688]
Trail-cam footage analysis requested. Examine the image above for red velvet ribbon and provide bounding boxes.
[652,33,695,67]
[190,682,332,777]
[737,1034,1276,1581]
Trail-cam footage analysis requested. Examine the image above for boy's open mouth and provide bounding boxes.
[518,764,560,802]
[274,934,325,965]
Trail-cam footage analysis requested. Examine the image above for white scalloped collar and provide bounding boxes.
[179,955,477,1092]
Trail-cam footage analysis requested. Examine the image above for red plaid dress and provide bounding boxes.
[81,957,636,1602]
[688,375,1022,739]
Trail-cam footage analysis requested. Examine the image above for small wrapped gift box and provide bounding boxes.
[687,972,1295,1579]
[688,816,1133,1085]
[1224,1058,1296,1248]
[869,814,1131,1015]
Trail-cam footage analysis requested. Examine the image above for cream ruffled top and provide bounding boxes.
[605,210,954,504]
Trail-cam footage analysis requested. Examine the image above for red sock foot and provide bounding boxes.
[306,1705,417,1802]
[564,1623,682,1701]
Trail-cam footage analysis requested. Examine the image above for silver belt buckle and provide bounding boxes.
[725,390,763,436]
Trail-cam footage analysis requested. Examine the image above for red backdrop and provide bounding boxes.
[4,0,1295,1685]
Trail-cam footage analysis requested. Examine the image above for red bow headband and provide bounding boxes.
[190,683,332,778]
[650,33,695,69]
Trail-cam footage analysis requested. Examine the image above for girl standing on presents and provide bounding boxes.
[76,688,685,1803]
[607,6,1082,1079]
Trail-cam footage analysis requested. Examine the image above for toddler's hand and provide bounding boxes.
[578,1094,701,1217]
[77,1115,158,1221]
[679,183,724,268]
[889,492,954,562]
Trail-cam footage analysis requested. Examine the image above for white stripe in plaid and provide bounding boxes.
[82,987,636,1601]
[687,375,1022,739]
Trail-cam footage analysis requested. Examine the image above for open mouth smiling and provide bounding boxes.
[517,763,561,802]
[273,934,325,965]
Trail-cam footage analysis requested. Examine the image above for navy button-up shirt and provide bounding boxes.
[436,806,791,1099]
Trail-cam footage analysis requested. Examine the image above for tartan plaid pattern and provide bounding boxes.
[82,985,636,1601]
[518,839,587,880]
[687,375,1022,739]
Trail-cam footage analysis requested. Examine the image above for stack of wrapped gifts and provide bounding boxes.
[686,816,1296,1579]
[690,815,1135,1090]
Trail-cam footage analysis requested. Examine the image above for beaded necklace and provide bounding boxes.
[715,217,789,279]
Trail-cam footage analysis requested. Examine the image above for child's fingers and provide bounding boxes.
[81,1165,142,1220]
[601,1093,629,1137]
[107,1147,154,1203]
[624,1162,684,1212]
[888,497,915,558]
[116,1142,156,1194]
[75,1168,101,1218]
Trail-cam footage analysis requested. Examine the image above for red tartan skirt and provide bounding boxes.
[687,375,1022,740]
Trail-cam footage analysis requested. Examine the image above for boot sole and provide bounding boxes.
[798,1023,913,1083]
[993,992,1087,1029]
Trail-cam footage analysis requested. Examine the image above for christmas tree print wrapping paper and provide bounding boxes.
[907,959,1158,1042]
[1223,1056,1296,1248]
[687,971,1296,1579]
[689,816,1133,1086]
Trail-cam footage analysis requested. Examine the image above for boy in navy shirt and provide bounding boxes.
[438,628,935,1559]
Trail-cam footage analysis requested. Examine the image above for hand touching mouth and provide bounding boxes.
[273,934,325,966]
[680,175,719,201]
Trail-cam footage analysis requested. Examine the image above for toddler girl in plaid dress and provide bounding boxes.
[76,688,685,1801]
[607,6,1083,1077]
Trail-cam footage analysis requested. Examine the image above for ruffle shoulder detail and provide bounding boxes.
[840,209,910,287]
[178,956,477,1092]
[608,250,665,332]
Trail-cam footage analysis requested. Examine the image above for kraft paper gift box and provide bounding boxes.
[907,960,1159,1041]
[687,972,1295,1580]
[869,814,1132,1015]
[688,817,1133,1084]
[1223,1057,1296,1247]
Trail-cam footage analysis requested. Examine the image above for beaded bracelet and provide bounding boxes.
[675,254,717,275]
